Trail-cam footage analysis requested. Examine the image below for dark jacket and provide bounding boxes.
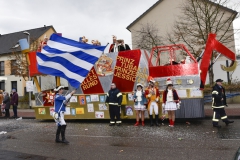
[10,92,18,105]
[118,44,131,52]
[3,95,10,109]
[105,88,122,106]
[212,84,226,108]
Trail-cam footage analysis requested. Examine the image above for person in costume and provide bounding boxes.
[79,36,88,43]
[105,83,123,126]
[145,77,160,126]
[212,79,234,128]
[162,78,180,127]
[133,83,147,126]
[92,40,101,46]
[37,35,48,52]
[117,39,131,52]
[109,35,118,52]
[54,86,75,144]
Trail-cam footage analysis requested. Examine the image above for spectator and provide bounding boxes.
[10,89,19,118]
[0,90,3,116]
[3,92,10,118]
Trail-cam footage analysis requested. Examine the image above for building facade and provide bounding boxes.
[0,26,61,96]
[127,0,239,84]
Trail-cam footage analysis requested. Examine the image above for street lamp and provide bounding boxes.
[23,31,31,109]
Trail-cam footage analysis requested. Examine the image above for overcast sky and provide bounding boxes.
[0,0,239,52]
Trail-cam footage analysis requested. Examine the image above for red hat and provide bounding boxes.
[147,76,155,83]
[166,77,173,85]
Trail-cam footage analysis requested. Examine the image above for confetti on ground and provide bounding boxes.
[16,117,23,120]
[0,131,7,135]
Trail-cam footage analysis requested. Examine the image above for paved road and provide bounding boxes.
[0,119,239,160]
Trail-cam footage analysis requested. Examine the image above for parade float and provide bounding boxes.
[22,33,237,120]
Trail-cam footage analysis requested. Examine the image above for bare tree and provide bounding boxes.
[133,23,163,52]
[8,51,29,81]
[167,0,239,85]
[8,38,40,81]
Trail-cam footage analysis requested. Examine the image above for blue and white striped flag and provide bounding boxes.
[37,34,106,88]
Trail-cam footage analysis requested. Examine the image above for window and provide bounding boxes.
[11,60,17,75]
[0,81,5,91]
[11,81,17,91]
[0,61,4,76]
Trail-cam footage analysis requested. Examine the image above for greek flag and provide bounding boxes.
[37,34,106,88]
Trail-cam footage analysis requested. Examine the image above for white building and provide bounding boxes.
[127,0,239,84]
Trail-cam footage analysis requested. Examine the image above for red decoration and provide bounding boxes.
[112,50,142,92]
[81,67,104,94]
[28,52,44,77]
[200,34,236,85]
[148,44,199,78]
[42,90,55,106]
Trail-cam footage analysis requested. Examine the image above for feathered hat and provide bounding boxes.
[147,76,155,83]
[54,86,65,92]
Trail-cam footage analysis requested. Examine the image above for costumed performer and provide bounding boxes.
[133,83,147,126]
[145,77,160,126]
[117,39,131,51]
[162,78,180,127]
[109,35,118,52]
[54,86,76,144]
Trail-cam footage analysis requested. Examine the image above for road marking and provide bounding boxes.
[222,139,240,141]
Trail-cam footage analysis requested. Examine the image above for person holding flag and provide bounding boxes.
[35,34,106,142]
[36,33,107,89]
[54,86,76,144]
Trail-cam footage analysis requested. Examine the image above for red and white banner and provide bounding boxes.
[112,50,142,92]
[81,67,104,94]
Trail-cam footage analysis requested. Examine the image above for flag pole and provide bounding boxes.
[103,43,109,54]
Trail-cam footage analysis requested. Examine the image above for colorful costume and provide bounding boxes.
[109,35,118,52]
[54,86,72,143]
[145,77,160,126]
[162,89,180,111]
[133,90,147,111]
[162,78,180,127]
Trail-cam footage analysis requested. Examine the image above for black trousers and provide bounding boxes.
[109,105,121,123]
[13,105,18,117]
[5,109,10,117]
[212,108,227,125]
